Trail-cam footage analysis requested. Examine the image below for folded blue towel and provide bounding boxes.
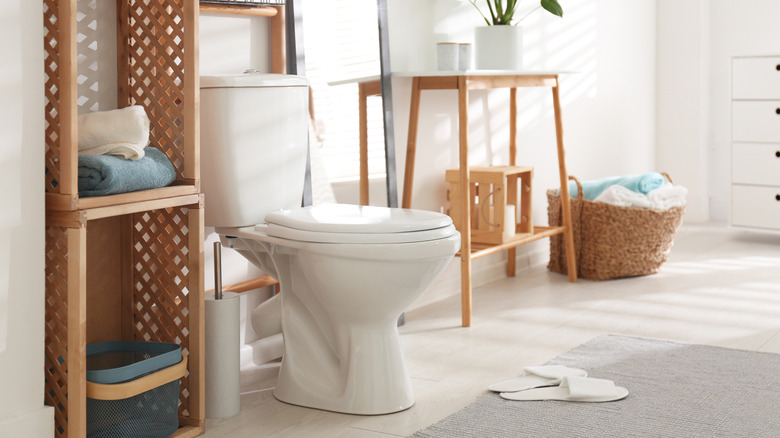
[568,173,665,201]
[78,147,176,197]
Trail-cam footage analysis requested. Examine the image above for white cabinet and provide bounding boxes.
[731,56,780,231]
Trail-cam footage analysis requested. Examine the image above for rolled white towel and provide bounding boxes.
[594,185,653,208]
[648,183,688,209]
[78,105,150,160]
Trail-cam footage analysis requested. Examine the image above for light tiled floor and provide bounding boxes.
[202,223,780,437]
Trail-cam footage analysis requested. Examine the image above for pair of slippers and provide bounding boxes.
[488,365,628,402]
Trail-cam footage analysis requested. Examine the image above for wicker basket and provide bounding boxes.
[547,175,685,281]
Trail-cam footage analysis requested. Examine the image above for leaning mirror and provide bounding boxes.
[298,0,397,208]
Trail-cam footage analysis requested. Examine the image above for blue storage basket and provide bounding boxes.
[86,341,186,438]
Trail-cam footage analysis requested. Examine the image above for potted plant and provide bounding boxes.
[469,0,563,70]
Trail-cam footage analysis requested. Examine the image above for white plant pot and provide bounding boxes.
[474,25,523,70]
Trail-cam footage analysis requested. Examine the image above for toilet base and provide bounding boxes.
[272,391,415,416]
[272,322,415,415]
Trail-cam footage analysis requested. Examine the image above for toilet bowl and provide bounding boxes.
[201,73,460,415]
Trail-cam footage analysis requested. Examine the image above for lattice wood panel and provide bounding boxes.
[43,0,62,194]
[132,207,193,416]
[44,226,70,438]
[120,0,188,179]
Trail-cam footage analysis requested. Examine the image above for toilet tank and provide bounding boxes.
[200,74,309,227]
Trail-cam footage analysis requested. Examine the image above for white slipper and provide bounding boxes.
[500,376,629,402]
[488,365,588,393]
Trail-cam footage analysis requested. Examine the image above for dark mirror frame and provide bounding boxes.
[287,0,398,208]
[376,0,398,208]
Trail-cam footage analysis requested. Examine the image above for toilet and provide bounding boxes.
[200,73,460,415]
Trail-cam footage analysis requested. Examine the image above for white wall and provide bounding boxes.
[656,0,711,223]
[0,0,54,436]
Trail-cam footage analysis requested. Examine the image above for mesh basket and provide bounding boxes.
[86,341,187,438]
[547,174,685,281]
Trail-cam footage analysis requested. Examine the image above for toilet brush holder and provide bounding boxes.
[205,242,241,418]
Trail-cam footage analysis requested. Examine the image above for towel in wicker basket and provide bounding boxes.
[547,174,685,281]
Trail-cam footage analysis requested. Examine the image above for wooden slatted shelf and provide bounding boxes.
[464,226,565,259]
[43,1,205,437]
[200,3,278,17]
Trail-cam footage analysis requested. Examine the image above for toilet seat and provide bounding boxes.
[262,204,458,244]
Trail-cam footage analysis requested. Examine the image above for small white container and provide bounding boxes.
[458,43,472,70]
[436,42,460,71]
[503,205,516,240]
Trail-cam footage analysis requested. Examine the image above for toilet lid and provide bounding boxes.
[262,204,458,244]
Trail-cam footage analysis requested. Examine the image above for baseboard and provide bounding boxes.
[0,406,54,438]
[408,240,549,312]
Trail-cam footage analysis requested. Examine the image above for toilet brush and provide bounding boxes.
[205,241,241,418]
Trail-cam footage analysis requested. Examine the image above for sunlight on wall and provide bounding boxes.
[0,0,24,355]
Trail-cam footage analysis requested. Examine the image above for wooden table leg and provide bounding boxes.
[69,227,87,437]
[551,80,578,282]
[507,87,518,277]
[358,83,369,206]
[402,77,422,209]
[458,77,473,327]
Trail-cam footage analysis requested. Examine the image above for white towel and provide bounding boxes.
[78,105,150,160]
[594,185,654,209]
[648,183,688,209]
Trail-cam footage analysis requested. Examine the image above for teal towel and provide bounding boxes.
[568,173,665,201]
[78,147,176,197]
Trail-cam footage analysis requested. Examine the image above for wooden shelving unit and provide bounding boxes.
[43,1,204,437]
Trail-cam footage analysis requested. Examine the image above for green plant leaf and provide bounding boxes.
[486,0,498,24]
[504,0,517,23]
[495,0,506,24]
[541,0,563,17]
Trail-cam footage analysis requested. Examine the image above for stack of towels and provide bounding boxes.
[568,172,687,210]
[77,106,176,197]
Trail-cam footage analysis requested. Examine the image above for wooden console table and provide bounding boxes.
[395,71,578,327]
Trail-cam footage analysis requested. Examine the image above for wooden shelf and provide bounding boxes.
[465,226,565,259]
[46,193,203,228]
[46,185,200,212]
[200,3,278,17]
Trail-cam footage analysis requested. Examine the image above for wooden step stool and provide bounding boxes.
[446,166,533,245]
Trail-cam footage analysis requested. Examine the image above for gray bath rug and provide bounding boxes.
[412,334,780,437]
